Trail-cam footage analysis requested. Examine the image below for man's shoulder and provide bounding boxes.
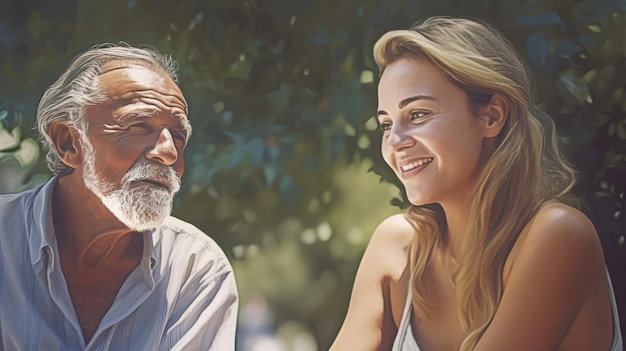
[0,187,31,204]
[159,216,220,244]
[155,216,233,271]
[0,185,47,263]
[0,185,42,217]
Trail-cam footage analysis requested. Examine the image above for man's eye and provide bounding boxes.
[172,132,187,147]
[127,123,151,133]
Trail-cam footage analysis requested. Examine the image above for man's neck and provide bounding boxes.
[52,173,143,269]
[51,173,145,344]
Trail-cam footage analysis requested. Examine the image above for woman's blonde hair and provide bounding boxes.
[374,17,580,350]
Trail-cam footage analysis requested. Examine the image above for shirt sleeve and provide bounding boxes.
[160,267,239,351]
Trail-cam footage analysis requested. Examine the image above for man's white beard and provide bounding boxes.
[80,137,181,232]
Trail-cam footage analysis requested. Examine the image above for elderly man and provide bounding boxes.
[0,44,238,350]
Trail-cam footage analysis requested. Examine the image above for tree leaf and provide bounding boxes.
[559,70,592,105]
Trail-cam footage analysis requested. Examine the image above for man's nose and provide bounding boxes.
[146,128,178,166]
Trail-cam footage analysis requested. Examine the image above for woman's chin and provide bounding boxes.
[407,193,432,207]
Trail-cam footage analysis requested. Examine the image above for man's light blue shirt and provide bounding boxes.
[0,178,238,350]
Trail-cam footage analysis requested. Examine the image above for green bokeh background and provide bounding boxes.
[1,0,625,349]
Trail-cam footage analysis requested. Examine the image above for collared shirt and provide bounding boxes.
[0,178,238,351]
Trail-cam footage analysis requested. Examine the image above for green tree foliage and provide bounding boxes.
[0,104,42,192]
[1,0,624,349]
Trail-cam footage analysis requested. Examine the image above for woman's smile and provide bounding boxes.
[399,157,434,178]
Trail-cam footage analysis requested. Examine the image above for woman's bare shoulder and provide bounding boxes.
[329,214,417,350]
[509,201,605,279]
[370,213,417,246]
[525,201,601,250]
[479,201,610,350]
[366,214,416,273]
[347,213,418,294]
[506,201,603,282]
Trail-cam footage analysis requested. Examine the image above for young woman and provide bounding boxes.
[330,17,622,351]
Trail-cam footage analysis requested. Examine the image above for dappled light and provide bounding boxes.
[1,0,624,349]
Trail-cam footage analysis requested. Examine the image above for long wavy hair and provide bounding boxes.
[373,17,580,350]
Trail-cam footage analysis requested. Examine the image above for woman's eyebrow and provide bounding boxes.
[377,94,437,117]
[398,94,437,109]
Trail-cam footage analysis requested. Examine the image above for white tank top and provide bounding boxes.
[392,271,623,350]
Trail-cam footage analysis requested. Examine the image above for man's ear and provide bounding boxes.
[478,94,508,138]
[47,122,84,169]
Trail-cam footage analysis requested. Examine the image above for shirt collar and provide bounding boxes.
[145,229,158,270]
[28,177,58,270]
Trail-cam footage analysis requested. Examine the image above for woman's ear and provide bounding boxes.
[478,94,509,138]
[47,122,84,169]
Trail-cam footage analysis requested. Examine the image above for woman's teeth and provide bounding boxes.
[401,157,433,172]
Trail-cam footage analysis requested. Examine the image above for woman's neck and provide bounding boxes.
[438,196,472,260]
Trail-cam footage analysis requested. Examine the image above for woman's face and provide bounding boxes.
[377,57,488,206]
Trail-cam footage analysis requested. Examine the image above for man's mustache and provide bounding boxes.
[122,160,181,193]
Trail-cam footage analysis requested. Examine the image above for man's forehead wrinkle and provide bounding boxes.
[113,107,160,122]
[98,63,186,109]
[106,89,188,113]
[95,59,190,138]
[135,95,188,115]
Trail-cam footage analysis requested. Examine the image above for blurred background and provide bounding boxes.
[1,0,624,349]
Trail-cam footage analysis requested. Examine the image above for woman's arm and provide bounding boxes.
[475,203,613,351]
[330,214,414,351]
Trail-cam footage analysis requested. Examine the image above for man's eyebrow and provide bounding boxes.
[114,107,192,141]
[377,94,437,117]
[174,112,193,139]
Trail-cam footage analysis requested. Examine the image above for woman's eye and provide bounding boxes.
[379,122,391,131]
[410,111,429,120]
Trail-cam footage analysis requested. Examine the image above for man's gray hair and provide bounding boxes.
[37,42,180,176]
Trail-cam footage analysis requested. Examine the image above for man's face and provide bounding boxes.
[80,59,191,232]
